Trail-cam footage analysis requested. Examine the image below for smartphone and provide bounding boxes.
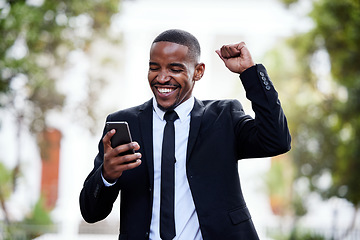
[105,121,135,156]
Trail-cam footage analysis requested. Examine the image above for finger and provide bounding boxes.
[215,50,226,62]
[103,129,116,152]
[104,148,142,167]
[117,159,142,172]
[239,44,252,60]
[221,45,238,59]
[237,42,246,49]
[221,45,232,58]
[227,44,242,58]
[112,142,139,156]
[103,158,142,181]
[118,152,142,164]
[131,141,141,151]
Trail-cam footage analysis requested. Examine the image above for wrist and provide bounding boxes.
[101,171,118,187]
[102,166,119,185]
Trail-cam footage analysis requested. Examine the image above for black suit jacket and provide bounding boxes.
[80,64,291,240]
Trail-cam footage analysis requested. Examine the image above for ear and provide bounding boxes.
[193,63,205,81]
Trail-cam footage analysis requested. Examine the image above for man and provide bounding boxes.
[80,29,291,240]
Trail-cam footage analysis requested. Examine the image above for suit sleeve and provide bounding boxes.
[79,117,120,223]
[234,64,291,159]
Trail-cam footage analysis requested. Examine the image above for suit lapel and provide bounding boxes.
[138,98,204,183]
[186,98,205,162]
[138,99,154,187]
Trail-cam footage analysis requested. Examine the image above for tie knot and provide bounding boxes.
[164,110,179,122]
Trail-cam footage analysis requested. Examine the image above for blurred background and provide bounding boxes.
[0,0,359,239]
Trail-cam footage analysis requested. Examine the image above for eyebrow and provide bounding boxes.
[149,62,186,68]
[169,63,185,68]
[149,62,159,66]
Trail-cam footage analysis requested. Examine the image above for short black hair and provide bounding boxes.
[152,29,201,62]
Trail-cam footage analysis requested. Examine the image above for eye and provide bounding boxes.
[170,68,183,73]
[169,63,185,73]
[149,66,160,71]
[149,62,160,71]
[149,66,159,71]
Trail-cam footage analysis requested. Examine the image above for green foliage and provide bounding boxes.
[268,227,326,240]
[290,229,326,240]
[0,0,121,238]
[277,0,360,207]
[24,197,52,227]
[0,0,120,133]
[0,162,12,200]
[265,158,297,217]
[281,0,299,7]
[311,0,360,84]
[1,197,54,240]
[22,197,54,239]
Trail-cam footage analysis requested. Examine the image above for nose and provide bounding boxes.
[157,70,170,83]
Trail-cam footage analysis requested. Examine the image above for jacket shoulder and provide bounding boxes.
[197,99,244,113]
[106,99,152,121]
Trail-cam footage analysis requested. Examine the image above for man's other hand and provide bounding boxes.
[216,42,255,74]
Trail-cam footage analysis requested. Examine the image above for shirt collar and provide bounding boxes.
[153,96,195,122]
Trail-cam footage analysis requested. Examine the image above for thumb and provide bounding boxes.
[103,129,116,151]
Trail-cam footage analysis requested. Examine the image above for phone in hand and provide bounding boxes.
[105,121,135,156]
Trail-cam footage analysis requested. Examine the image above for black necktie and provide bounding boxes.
[160,110,178,240]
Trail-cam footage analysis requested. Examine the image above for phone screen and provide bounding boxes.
[105,121,135,156]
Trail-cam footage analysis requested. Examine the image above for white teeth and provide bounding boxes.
[158,88,173,93]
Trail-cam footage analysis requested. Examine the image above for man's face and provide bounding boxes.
[148,41,203,111]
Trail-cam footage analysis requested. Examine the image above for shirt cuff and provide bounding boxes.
[101,172,117,187]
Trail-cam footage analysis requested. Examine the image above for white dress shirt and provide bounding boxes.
[102,96,202,240]
[150,96,202,240]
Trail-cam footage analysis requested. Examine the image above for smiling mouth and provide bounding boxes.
[153,84,179,95]
[157,87,176,93]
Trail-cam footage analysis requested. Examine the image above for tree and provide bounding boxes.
[0,0,121,237]
[277,0,360,235]
[1,0,120,131]
[263,43,315,239]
